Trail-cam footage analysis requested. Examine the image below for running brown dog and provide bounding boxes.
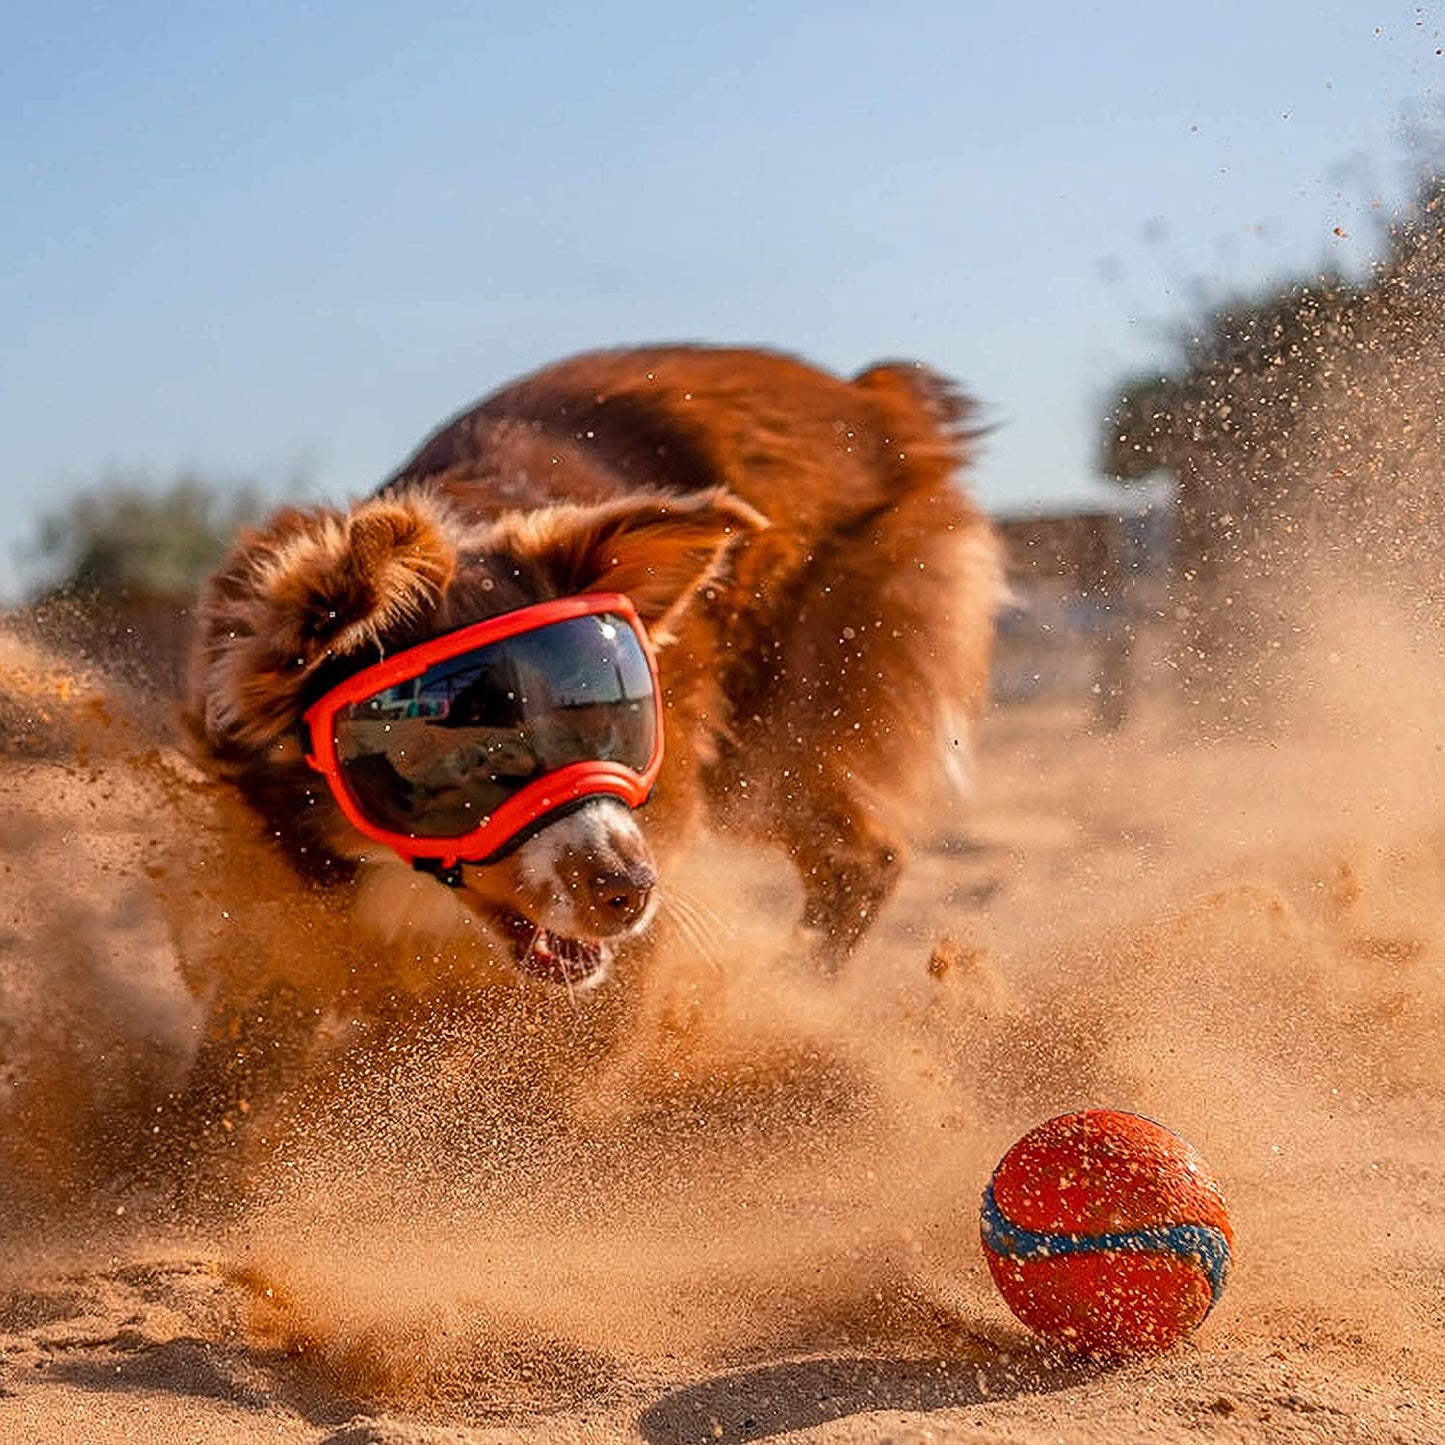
[173,344,1001,1171]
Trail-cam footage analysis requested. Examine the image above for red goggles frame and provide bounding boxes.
[300,593,664,870]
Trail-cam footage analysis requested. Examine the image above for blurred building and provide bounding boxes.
[991,482,1173,725]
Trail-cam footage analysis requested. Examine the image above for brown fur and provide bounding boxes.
[171,344,1001,1187]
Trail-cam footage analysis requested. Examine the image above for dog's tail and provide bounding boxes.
[847,361,1003,735]
[851,360,983,478]
[754,362,1003,834]
[872,364,1001,818]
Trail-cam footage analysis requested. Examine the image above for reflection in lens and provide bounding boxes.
[333,613,656,838]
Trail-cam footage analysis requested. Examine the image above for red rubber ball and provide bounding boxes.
[980,1109,1233,1356]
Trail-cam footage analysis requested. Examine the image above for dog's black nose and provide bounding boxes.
[592,863,657,925]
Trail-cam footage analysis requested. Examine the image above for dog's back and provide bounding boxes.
[385,345,1002,951]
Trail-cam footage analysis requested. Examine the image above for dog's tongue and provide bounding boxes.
[489,907,612,986]
[511,921,609,987]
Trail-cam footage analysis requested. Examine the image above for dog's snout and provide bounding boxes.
[591,862,657,926]
[532,799,660,938]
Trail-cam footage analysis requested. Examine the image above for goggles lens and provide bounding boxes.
[330,610,658,840]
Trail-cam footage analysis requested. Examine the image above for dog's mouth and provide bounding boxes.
[492,907,613,988]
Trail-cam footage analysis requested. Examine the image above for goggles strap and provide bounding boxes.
[413,857,465,889]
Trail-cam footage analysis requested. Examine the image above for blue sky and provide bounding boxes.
[3,1,1441,598]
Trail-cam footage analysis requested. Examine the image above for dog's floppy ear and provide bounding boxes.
[510,490,768,640]
[190,492,458,750]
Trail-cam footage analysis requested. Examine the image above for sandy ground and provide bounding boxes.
[1,603,1444,1444]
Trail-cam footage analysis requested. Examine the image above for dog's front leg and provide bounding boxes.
[789,802,905,964]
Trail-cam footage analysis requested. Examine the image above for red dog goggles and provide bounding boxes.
[300,593,663,872]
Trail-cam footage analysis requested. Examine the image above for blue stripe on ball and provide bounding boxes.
[980,1181,1232,1308]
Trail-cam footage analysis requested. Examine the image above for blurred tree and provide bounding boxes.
[19,473,277,696]
[1098,169,1445,725]
[26,474,266,604]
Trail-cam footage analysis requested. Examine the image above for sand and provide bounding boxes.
[1,591,1443,1445]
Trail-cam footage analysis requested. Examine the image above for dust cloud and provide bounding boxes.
[2,458,1444,1439]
